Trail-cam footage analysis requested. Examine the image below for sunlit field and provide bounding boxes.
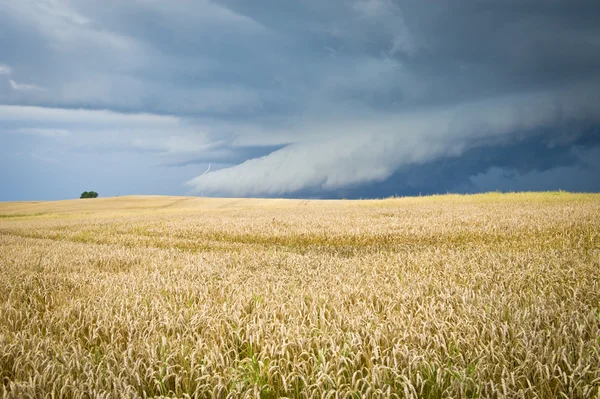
[1,193,599,398]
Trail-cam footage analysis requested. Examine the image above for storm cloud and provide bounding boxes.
[1,0,599,200]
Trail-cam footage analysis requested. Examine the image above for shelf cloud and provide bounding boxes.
[1,0,600,200]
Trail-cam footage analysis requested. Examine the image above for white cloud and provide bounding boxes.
[0,105,179,126]
[2,0,140,59]
[36,0,89,25]
[13,128,70,138]
[0,105,229,162]
[0,105,191,155]
[0,64,12,75]
[9,80,45,91]
[187,84,600,196]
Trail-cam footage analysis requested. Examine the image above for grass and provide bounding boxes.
[0,192,599,398]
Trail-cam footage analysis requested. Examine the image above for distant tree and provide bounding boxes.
[80,191,99,199]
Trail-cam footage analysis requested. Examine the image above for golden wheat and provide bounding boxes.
[0,192,599,398]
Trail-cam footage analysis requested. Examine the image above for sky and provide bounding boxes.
[1,0,600,201]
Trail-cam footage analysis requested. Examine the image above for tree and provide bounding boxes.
[80,191,99,199]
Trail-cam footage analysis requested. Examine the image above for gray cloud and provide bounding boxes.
[0,64,11,75]
[1,0,600,200]
[187,85,600,196]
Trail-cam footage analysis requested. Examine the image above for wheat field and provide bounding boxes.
[0,192,599,398]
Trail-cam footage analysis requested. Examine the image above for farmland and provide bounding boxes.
[0,193,599,398]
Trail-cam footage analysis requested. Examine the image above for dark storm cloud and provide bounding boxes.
[322,126,600,199]
[1,0,600,200]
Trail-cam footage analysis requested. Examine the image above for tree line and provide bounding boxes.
[80,191,98,199]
